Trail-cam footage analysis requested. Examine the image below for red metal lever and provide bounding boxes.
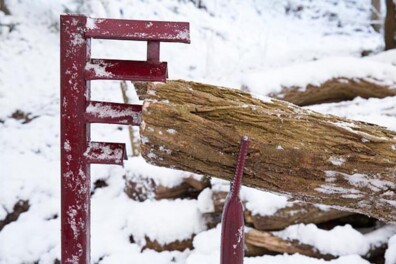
[220,136,249,264]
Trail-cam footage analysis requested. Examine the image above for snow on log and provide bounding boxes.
[140,80,396,222]
[242,57,396,106]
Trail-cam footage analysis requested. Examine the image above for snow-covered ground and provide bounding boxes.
[1,0,395,263]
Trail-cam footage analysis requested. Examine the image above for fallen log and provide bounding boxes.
[124,175,210,201]
[208,190,352,231]
[247,203,352,231]
[139,80,396,222]
[245,229,336,260]
[243,78,396,106]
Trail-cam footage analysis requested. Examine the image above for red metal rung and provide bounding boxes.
[84,142,127,165]
[85,59,168,81]
[85,17,190,43]
[85,101,142,126]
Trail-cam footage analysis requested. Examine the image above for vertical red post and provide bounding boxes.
[220,136,249,264]
[60,15,91,264]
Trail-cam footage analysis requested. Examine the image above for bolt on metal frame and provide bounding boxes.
[60,14,190,264]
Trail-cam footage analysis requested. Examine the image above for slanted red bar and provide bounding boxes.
[85,101,142,126]
[85,59,168,81]
[85,142,127,165]
[60,15,91,264]
[85,17,190,43]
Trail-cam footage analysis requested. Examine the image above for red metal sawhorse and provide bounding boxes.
[60,15,190,264]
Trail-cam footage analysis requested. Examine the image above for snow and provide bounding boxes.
[86,102,141,119]
[85,60,114,78]
[186,224,371,264]
[242,57,396,97]
[328,156,346,166]
[275,223,396,257]
[275,224,369,256]
[1,0,395,263]
[241,187,288,216]
[124,156,197,188]
[197,188,215,213]
[385,234,396,264]
[307,96,396,131]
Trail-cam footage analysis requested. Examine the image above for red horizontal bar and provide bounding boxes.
[85,101,142,126]
[85,17,190,43]
[85,59,168,81]
[84,142,127,165]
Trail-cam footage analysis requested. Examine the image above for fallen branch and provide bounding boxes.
[244,78,396,106]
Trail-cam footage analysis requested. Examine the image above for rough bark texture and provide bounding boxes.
[140,80,396,222]
[242,78,396,106]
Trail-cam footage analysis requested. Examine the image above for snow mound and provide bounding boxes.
[306,96,396,131]
[242,57,396,97]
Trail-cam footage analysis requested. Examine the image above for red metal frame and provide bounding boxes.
[60,15,190,264]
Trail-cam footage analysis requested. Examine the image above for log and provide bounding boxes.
[143,236,193,252]
[124,175,210,201]
[245,229,336,260]
[210,190,352,230]
[140,80,396,222]
[242,78,396,106]
[247,203,352,231]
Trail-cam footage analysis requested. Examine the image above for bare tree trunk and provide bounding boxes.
[385,0,396,50]
[0,0,10,15]
[140,80,396,222]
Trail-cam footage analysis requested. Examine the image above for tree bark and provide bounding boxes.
[140,80,396,222]
[242,78,396,106]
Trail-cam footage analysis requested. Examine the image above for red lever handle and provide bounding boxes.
[220,136,249,264]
